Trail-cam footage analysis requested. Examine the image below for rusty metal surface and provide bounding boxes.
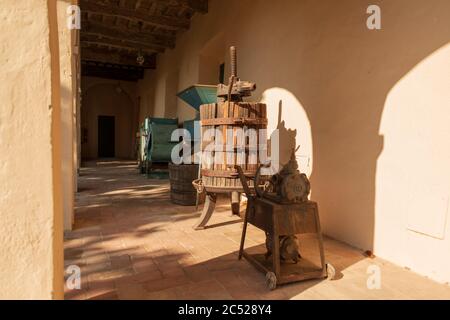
[200,144,259,152]
[236,163,328,288]
[203,186,245,193]
[216,46,257,101]
[201,169,257,178]
[255,148,311,204]
[201,117,267,126]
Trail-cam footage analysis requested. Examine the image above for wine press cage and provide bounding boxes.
[193,46,269,230]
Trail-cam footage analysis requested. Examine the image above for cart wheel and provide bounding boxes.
[265,272,277,290]
[326,263,336,280]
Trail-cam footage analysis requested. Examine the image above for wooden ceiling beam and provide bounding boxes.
[80,34,165,53]
[151,0,208,14]
[80,0,190,30]
[82,61,145,81]
[81,46,156,68]
[135,0,142,10]
[82,21,176,49]
[81,42,149,55]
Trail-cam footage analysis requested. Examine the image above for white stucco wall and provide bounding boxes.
[57,0,76,231]
[0,0,64,299]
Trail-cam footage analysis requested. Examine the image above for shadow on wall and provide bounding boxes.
[234,0,450,259]
[81,83,136,160]
[375,43,450,283]
[261,89,313,177]
[258,43,449,283]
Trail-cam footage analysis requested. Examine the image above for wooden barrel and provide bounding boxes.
[200,101,267,193]
[169,163,204,206]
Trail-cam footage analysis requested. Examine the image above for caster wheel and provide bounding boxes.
[326,263,336,280]
[265,272,277,290]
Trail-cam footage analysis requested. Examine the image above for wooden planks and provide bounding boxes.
[200,102,267,191]
[80,0,190,30]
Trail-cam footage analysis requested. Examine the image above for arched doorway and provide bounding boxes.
[81,83,137,160]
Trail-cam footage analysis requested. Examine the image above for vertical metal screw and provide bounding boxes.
[230,46,237,78]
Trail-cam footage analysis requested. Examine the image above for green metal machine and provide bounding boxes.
[176,84,217,112]
[137,85,217,177]
[138,117,178,175]
[177,85,217,160]
[171,85,217,205]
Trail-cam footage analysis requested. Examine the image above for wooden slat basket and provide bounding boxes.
[200,101,268,193]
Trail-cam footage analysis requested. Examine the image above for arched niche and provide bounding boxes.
[81,83,137,160]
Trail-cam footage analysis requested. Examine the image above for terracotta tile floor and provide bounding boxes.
[64,161,450,300]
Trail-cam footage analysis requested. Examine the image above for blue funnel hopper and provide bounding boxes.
[177,85,217,111]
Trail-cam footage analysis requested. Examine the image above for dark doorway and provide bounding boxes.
[219,63,225,84]
[98,116,115,158]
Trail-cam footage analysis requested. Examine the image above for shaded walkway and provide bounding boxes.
[65,161,450,300]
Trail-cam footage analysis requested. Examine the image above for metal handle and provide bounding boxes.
[192,179,204,194]
[234,165,253,198]
[255,162,272,198]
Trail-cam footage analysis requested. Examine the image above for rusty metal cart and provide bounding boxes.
[235,160,335,290]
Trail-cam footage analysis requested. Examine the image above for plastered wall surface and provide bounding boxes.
[0,0,63,299]
[376,44,450,283]
[137,0,450,283]
[57,0,75,231]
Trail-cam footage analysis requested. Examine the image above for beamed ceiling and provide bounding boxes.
[80,0,208,81]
